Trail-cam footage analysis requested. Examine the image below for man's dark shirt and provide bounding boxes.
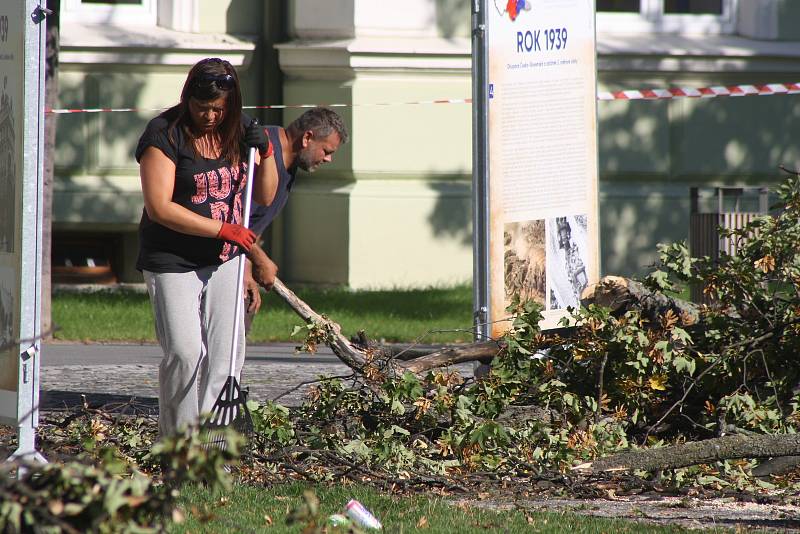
[249,126,296,236]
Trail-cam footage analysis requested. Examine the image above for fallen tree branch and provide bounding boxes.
[573,433,800,473]
[395,341,501,374]
[272,278,368,371]
[271,278,503,375]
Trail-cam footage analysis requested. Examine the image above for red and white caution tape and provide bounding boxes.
[598,83,800,101]
[45,83,800,114]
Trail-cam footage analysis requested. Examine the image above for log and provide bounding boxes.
[580,275,700,325]
[271,278,502,375]
[395,341,500,374]
[351,340,467,361]
[752,455,800,478]
[573,433,800,473]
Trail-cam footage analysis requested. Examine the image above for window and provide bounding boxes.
[597,0,640,12]
[597,0,735,33]
[664,0,722,14]
[62,0,198,32]
[62,0,157,26]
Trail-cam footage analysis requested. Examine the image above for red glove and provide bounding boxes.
[216,222,256,252]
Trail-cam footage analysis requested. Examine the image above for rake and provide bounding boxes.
[205,140,258,440]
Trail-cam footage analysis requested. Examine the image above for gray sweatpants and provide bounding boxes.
[143,258,245,437]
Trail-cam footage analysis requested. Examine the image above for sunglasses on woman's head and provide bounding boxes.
[193,73,235,91]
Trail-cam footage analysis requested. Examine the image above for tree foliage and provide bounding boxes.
[239,172,800,492]
[5,175,800,532]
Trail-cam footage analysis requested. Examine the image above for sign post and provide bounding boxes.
[0,0,47,465]
[474,0,600,336]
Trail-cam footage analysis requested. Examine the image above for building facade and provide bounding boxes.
[54,0,800,287]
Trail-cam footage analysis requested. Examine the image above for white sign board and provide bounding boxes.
[485,0,599,335]
[0,0,46,463]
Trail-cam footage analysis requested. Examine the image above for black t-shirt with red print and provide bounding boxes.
[135,110,253,273]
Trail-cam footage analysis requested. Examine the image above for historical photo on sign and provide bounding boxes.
[0,75,16,253]
[546,215,589,310]
[503,219,546,310]
[0,267,16,392]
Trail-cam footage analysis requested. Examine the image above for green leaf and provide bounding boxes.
[671,327,692,343]
[390,425,410,436]
[672,356,696,376]
[647,270,672,290]
[390,399,406,415]
[341,439,372,458]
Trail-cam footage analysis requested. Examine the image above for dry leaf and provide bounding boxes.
[661,309,679,330]
[755,255,776,273]
[416,516,429,528]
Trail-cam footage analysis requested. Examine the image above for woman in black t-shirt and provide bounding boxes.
[136,57,277,437]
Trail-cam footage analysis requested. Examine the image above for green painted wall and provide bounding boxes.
[777,0,800,40]
[274,71,474,288]
[198,0,263,34]
[350,76,471,176]
[52,0,800,288]
[596,71,800,276]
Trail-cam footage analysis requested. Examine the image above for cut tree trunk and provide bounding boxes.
[573,433,800,473]
[580,275,700,325]
[271,278,502,375]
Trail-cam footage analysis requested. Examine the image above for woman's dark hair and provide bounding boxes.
[167,57,245,166]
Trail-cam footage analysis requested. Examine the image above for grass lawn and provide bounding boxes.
[172,483,708,534]
[51,285,474,344]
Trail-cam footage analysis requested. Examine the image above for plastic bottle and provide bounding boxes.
[344,499,383,530]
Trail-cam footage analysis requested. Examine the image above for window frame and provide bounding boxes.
[596,0,737,34]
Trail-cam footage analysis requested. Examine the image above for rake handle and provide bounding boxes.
[228,146,257,378]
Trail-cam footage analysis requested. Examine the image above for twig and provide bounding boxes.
[643,357,723,444]
[759,349,784,418]
[596,353,608,423]
[271,373,356,403]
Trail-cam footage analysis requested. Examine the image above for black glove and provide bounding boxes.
[244,119,271,157]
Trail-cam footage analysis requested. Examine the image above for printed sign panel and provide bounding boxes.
[487,0,599,334]
[0,2,24,422]
[0,1,44,432]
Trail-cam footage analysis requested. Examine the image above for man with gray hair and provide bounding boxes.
[243,107,349,317]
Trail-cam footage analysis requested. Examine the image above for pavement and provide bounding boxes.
[39,342,475,413]
[39,342,352,412]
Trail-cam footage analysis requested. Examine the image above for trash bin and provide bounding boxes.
[688,186,769,302]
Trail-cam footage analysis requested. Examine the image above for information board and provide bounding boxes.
[476,0,599,336]
[0,0,46,463]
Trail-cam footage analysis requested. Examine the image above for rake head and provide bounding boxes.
[206,375,254,436]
